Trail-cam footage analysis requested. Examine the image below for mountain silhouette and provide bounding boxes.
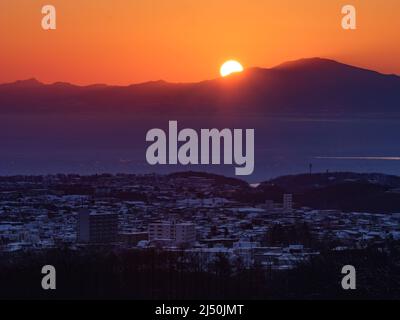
[1,58,399,117]
[1,58,400,178]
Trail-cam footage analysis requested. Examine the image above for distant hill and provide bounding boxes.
[255,172,400,213]
[262,172,400,193]
[297,182,400,213]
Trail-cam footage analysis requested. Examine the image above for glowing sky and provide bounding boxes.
[1,0,399,85]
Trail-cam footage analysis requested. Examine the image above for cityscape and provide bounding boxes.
[1,171,399,274]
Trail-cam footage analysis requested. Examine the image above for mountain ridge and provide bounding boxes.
[0,57,399,117]
[2,58,399,88]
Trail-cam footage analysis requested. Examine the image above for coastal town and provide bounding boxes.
[1,172,400,271]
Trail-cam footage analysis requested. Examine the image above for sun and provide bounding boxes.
[220,60,244,77]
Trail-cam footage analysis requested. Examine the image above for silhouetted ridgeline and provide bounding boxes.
[240,172,400,213]
[1,58,399,116]
[266,172,400,192]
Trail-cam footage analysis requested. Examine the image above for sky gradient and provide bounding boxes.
[1,0,399,85]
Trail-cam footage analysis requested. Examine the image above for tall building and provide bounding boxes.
[148,221,196,245]
[283,194,293,212]
[175,223,196,244]
[77,209,118,243]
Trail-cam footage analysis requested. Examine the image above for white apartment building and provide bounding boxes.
[148,221,196,245]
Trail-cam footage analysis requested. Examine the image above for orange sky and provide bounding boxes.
[1,0,399,85]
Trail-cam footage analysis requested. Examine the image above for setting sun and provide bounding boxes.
[220,60,244,77]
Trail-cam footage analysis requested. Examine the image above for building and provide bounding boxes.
[77,209,118,243]
[283,194,293,212]
[175,223,196,244]
[148,221,196,245]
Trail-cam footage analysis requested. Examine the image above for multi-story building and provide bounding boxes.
[149,221,196,245]
[175,223,196,244]
[149,222,175,242]
[77,209,118,243]
[283,194,293,212]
